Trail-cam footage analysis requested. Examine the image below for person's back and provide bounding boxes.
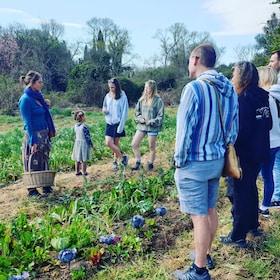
[179,72,238,162]
[234,85,271,163]
[173,44,239,280]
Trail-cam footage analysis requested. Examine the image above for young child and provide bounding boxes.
[71,110,95,176]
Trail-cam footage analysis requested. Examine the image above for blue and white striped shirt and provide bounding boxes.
[174,70,239,167]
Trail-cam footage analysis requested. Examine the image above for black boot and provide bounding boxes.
[42,186,53,194]
[28,188,41,197]
[131,161,141,171]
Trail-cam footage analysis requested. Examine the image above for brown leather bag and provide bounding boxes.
[222,143,242,179]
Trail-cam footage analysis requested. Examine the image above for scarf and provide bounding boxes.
[24,87,56,137]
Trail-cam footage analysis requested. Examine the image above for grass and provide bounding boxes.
[0,107,280,279]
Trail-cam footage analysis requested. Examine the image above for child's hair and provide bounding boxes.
[72,110,85,122]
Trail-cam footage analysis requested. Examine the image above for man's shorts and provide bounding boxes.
[174,158,224,215]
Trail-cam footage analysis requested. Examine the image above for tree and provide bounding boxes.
[41,19,64,40]
[154,23,224,77]
[0,34,18,75]
[86,17,132,76]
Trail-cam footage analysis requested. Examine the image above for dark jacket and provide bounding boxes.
[235,86,272,163]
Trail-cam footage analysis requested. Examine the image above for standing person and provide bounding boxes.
[257,66,280,217]
[71,110,95,176]
[268,50,280,208]
[102,78,129,170]
[19,70,56,197]
[131,80,164,171]
[219,62,272,248]
[173,44,239,280]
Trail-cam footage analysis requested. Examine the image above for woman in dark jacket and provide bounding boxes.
[220,62,272,247]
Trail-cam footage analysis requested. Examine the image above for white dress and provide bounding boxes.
[71,123,91,162]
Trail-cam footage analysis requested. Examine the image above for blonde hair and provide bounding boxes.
[139,80,158,106]
[257,66,278,91]
[72,110,85,122]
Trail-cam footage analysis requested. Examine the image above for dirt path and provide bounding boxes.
[0,153,171,221]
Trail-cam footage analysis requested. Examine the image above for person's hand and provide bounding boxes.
[140,118,145,124]
[102,108,108,114]
[31,144,37,153]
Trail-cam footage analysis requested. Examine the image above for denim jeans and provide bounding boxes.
[272,148,280,201]
[261,147,280,207]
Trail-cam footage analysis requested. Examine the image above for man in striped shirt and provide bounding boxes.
[173,44,239,280]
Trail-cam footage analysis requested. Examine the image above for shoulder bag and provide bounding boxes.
[200,78,242,179]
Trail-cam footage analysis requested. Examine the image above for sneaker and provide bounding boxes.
[75,172,82,176]
[147,162,154,171]
[270,200,280,208]
[258,208,270,217]
[248,229,264,237]
[28,188,41,198]
[173,264,210,280]
[121,155,128,166]
[42,186,53,194]
[82,172,88,176]
[189,251,215,270]
[219,235,247,248]
[112,161,118,171]
[131,161,141,171]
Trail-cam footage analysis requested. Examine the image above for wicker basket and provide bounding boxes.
[22,152,56,188]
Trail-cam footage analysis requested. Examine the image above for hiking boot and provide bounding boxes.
[219,235,247,248]
[42,186,53,194]
[121,155,128,166]
[189,251,215,270]
[112,161,118,171]
[173,264,210,280]
[28,188,41,198]
[270,200,280,208]
[258,208,270,217]
[147,162,154,171]
[131,161,141,171]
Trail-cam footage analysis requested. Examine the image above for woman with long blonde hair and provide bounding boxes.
[131,80,164,171]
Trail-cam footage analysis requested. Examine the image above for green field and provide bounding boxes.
[0,107,279,280]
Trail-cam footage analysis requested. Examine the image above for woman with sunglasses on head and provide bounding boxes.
[102,78,129,170]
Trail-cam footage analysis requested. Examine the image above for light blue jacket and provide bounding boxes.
[102,91,129,134]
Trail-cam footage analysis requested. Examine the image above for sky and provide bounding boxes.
[0,0,278,67]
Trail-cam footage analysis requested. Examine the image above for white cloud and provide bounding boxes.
[203,0,277,36]
[0,8,24,14]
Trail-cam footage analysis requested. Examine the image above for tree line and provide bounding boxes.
[0,3,279,114]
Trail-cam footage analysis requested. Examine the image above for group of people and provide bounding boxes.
[18,44,280,279]
[173,45,280,280]
[19,73,164,197]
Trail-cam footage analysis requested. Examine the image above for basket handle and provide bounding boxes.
[28,150,49,173]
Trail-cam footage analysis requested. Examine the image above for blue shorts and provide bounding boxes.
[105,123,125,138]
[139,130,158,136]
[174,158,224,215]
